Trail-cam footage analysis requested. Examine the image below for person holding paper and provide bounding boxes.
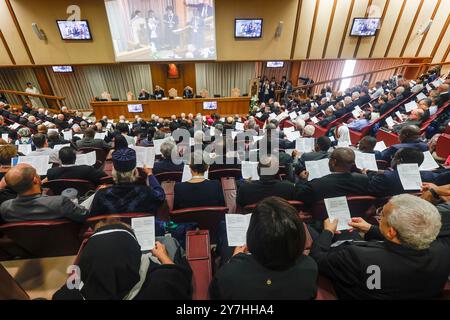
[347,111,371,132]
[90,148,165,216]
[210,197,318,300]
[47,131,71,149]
[76,128,111,151]
[295,148,369,205]
[368,148,439,197]
[16,127,33,145]
[380,125,428,163]
[358,136,382,161]
[292,136,331,176]
[27,133,60,165]
[152,140,184,175]
[391,109,424,134]
[0,164,88,223]
[310,194,450,299]
[236,156,295,207]
[44,147,107,186]
[53,221,192,300]
[317,107,336,128]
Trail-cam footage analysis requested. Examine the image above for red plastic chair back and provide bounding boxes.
[42,179,96,196]
[86,212,154,227]
[208,168,242,180]
[221,177,237,213]
[0,219,83,259]
[376,160,390,170]
[436,133,450,159]
[154,171,183,183]
[186,230,212,300]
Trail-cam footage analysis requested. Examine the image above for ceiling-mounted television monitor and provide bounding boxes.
[235,19,263,38]
[56,20,92,40]
[266,61,284,68]
[52,66,73,73]
[350,18,380,36]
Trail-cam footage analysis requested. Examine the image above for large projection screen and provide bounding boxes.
[104,0,216,61]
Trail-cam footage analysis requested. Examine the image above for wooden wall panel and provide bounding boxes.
[308,0,334,59]
[419,2,450,58]
[356,0,387,58]
[432,22,450,63]
[323,0,353,58]
[293,0,316,59]
[150,63,196,97]
[339,0,369,59]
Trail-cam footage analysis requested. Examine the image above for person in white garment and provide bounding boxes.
[25,82,41,107]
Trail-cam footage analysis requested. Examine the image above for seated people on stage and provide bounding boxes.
[76,128,111,150]
[53,221,192,300]
[28,133,60,164]
[153,85,165,99]
[0,164,88,223]
[153,140,184,175]
[358,136,381,160]
[210,197,318,300]
[310,194,450,299]
[173,152,225,210]
[116,122,136,146]
[368,148,439,197]
[390,109,424,134]
[236,156,295,207]
[295,148,369,205]
[138,89,150,100]
[347,111,371,132]
[45,147,107,185]
[183,86,194,99]
[89,148,165,216]
[380,125,428,163]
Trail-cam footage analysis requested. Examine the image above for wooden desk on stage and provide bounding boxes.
[90,97,251,120]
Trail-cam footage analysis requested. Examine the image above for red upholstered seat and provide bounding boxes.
[186,230,212,300]
[154,171,183,183]
[436,133,450,159]
[42,179,96,196]
[208,168,242,180]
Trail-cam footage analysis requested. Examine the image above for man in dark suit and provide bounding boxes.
[310,194,450,299]
[236,156,295,207]
[292,136,331,177]
[368,148,439,197]
[380,125,428,163]
[54,114,69,130]
[138,89,150,100]
[76,128,111,150]
[45,147,107,185]
[152,140,184,175]
[295,148,369,205]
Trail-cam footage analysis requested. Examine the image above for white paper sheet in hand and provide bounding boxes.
[305,158,330,181]
[18,155,50,175]
[94,132,106,140]
[153,137,171,155]
[419,151,439,171]
[132,146,155,168]
[354,151,378,171]
[9,123,20,130]
[296,138,315,153]
[404,101,418,113]
[324,196,352,231]
[241,161,259,180]
[182,164,208,182]
[255,112,262,118]
[53,144,70,152]
[374,141,387,152]
[352,110,360,118]
[283,126,295,135]
[416,93,427,101]
[63,131,73,141]
[385,116,395,127]
[286,131,300,142]
[18,144,32,156]
[289,111,297,120]
[226,214,252,247]
[253,135,264,143]
[75,151,96,166]
[235,122,245,131]
[131,216,155,251]
[426,84,432,92]
[1,133,8,141]
[397,163,422,190]
[310,116,319,124]
[80,192,96,210]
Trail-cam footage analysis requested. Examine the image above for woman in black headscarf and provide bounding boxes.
[53,221,192,300]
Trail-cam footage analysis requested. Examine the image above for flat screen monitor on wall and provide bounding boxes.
[235,19,263,38]
[203,101,217,110]
[350,18,380,36]
[52,66,74,73]
[56,20,92,40]
[266,61,284,68]
[104,0,217,61]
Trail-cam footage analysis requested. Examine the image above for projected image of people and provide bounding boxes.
[105,0,216,61]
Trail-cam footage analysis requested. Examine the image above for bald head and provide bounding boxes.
[399,125,420,143]
[5,164,38,194]
[329,148,355,172]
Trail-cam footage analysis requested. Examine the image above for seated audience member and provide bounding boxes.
[368,148,439,197]
[317,107,336,128]
[303,124,315,138]
[237,156,295,207]
[293,136,331,173]
[295,148,369,205]
[16,127,32,145]
[210,197,318,300]
[310,194,450,299]
[47,131,70,148]
[0,144,18,166]
[380,125,428,162]
[0,164,88,222]
[45,147,107,185]
[421,183,450,237]
[54,114,69,130]
[76,128,111,150]
[335,125,352,147]
[53,221,192,300]
[28,133,60,164]
[153,140,184,175]
[138,126,156,147]
[371,81,384,99]
[348,111,371,132]
[358,136,382,160]
[37,124,48,135]
[89,148,165,215]
[116,122,135,145]
[173,152,225,210]
[391,109,424,134]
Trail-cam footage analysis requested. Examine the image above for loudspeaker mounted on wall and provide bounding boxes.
[275,21,284,38]
[32,23,47,40]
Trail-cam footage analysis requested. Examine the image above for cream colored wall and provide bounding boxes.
[323,0,352,58]
[215,0,299,60]
[9,0,115,65]
[355,0,387,58]
[308,0,334,59]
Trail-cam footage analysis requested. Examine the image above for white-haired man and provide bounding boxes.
[310,194,450,299]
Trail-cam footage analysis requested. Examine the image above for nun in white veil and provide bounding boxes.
[336,125,352,147]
